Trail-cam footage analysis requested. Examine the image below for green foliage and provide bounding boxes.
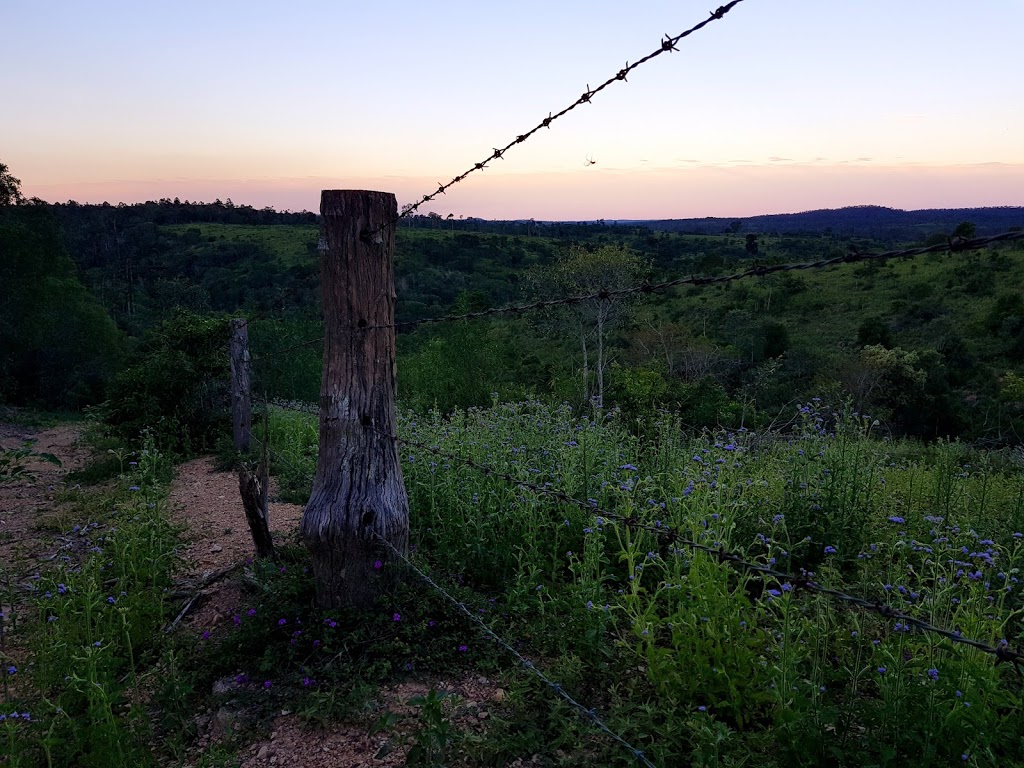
[247,315,323,403]
[16,193,1021,442]
[999,371,1024,403]
[608,365,672,419]
[526,244,651,406]
[253,399,1024,766]
[677,377,743,427]
[857,316,893,348]
[404,690,458,767]
[953,221,977,239]
[985,292,1024,333]
[399,323,529,412]
[374,690,460,767]
[105,311,230,454]
[12,398,1024,766]
[0,442,60,484]
[0,201,124,408]
[0,161,23,206]
[761,320,790,359]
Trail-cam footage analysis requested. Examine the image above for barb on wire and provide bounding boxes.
[393,433,1024,672]
[375,533,658,768]
[383,230,1024,330]
[396,2,747,222]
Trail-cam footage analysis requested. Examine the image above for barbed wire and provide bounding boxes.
[248,413,656,761]
[392,433,1024,672]
[395,2,747,223]
[374,533,658,768]
[253,393,1024,667]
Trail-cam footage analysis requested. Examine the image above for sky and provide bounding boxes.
[3,0,1023,220]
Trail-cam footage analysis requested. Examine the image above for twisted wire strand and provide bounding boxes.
[255,387,1024,666]
[396,2,747,222]
[259,396,659,760]
[374,533,659,768]
[383,230,1024,329]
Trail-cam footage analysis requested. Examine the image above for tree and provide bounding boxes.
[839,345,928,421]
[0,175,124,408]
[527,245,649,409]
[744,233,759,256]
[105,311,228,452]
[0,161,24,206]
[857,316,894,348]
[953,221,977,239]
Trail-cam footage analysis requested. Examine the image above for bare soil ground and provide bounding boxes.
[0,421,92,573]
[166,456,304,630]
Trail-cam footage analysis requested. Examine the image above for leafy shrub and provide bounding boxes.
[105,310,230,454]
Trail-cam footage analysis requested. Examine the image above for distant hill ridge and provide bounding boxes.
[46,200,1023,243]
[617,205,1024,240]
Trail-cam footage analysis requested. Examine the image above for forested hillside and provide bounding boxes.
[3,182,1023,444]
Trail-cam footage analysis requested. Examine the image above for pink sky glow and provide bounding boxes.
[23,162,1024,221]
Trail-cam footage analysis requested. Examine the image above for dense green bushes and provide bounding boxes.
[105,311,231,454]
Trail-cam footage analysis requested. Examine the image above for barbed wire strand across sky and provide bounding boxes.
[395,1,747,222]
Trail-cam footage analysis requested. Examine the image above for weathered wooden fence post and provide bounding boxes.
[239,407,275,560]
[229,318,251,452]
[300,190,409,609]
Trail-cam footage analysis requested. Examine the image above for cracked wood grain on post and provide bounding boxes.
[300,190,410,609]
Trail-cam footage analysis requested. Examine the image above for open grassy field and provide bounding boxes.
[256,399,1024,766]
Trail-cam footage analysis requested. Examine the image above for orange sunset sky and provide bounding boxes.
[4,0,1022,219]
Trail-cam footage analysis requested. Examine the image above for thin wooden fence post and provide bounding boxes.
[229,318,252,452]
[239,406,275,560]
[300,190,409,609]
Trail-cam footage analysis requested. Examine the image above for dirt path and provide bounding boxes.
[0,421,92,572]
[166,456,304,631]
[168,456,305,579]
[167,461,508,768]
